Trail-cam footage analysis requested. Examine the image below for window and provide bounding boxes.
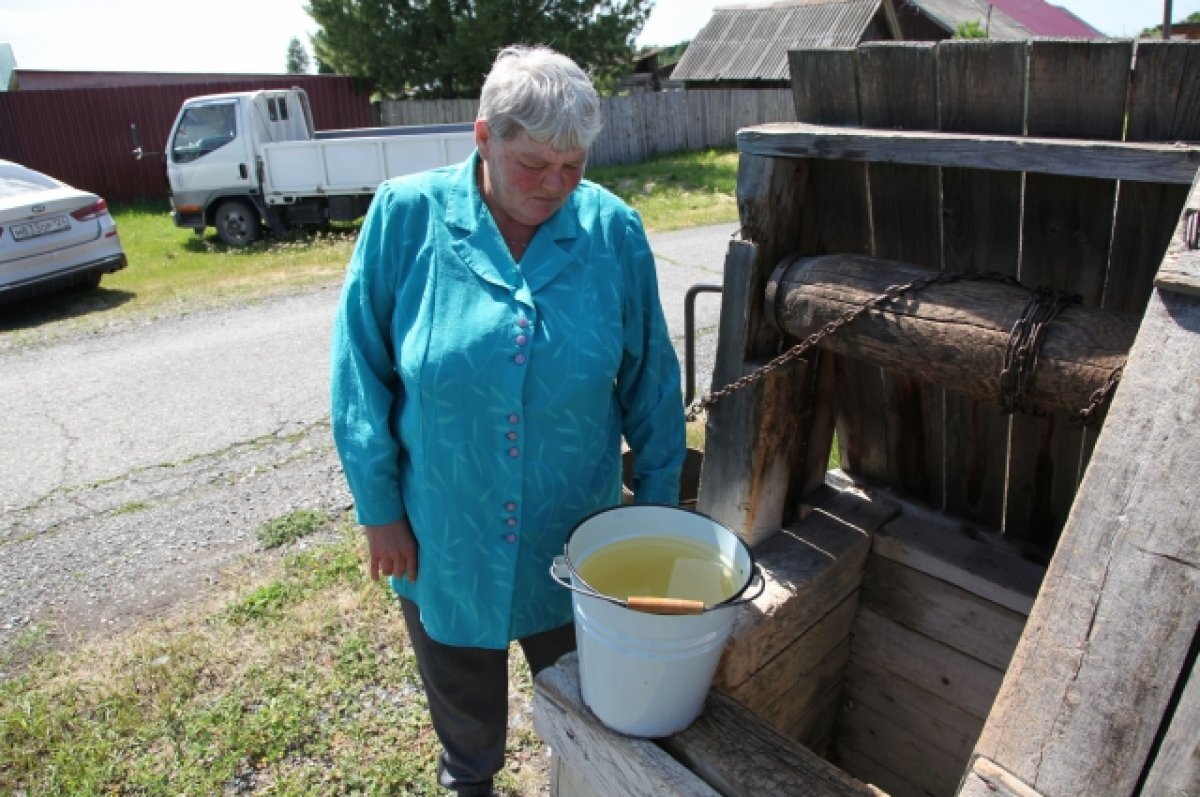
[171,102,237,163]
[266,96,290,122]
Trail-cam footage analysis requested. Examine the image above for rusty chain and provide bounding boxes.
[684,271,1123,428]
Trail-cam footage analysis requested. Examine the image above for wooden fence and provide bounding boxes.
[380,89,798,166]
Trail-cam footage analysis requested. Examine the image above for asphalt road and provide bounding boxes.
[0,221,736,514]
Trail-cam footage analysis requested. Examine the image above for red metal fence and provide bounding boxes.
[0,76,375,202]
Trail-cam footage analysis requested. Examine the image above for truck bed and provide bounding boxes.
[261,128,476,200]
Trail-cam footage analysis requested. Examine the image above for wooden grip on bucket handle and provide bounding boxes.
[625,596,706,615]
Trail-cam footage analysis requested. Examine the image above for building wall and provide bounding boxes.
[0,75,374,202]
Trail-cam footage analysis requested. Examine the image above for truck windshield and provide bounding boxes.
[172,102,237,163]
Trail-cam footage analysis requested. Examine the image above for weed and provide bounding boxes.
[256,509,330,550]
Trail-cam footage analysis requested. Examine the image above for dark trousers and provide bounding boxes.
[399,597,576,795]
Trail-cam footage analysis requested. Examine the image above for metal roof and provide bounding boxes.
[671,0,883,82]
[902,0,1032,38]
[983,0,1104,37]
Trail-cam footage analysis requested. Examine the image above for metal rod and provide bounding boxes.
[684,283,723,406]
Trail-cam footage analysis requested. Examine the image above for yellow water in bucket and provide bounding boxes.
[576,536,738,605]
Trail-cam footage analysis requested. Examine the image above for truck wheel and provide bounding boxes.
[213,200,260,247]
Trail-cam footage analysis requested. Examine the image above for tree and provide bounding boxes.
[286,36,312,74]
[305,0,653,98]
[1141,10,1200,37]
[953,19,988,38]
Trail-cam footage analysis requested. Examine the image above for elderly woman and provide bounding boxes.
[330,45,685,794]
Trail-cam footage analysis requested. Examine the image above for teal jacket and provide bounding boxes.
[330,153,685,648]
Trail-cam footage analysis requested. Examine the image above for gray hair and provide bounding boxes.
[477,45,602,151]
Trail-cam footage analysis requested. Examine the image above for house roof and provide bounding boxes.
[671,0,884,82]
[670,0,1107,84]
[907,0,1103,38]
[983,0,1104,37]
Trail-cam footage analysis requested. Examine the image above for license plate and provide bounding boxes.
[10,215,70,242]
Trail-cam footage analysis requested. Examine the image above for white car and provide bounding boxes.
[0,160,128,304]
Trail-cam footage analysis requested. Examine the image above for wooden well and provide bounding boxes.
[535,39,1200,797]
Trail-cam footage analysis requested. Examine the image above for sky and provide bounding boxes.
[1,0,1198,74]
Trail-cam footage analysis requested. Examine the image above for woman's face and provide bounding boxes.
[476,120,587,228]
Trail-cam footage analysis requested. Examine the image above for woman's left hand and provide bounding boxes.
[364,518,418,583]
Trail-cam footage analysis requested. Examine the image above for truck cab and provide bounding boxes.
[167,89,315,245]
[165,88,475,246]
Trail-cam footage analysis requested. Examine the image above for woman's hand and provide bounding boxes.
[364,519,418,583]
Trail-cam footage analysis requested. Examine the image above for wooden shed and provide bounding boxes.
[535,39,1200,797]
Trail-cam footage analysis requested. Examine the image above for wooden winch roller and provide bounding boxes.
[764,254,1139,415]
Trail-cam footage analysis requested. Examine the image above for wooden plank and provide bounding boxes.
[1004,40,1134,548]
[1139,644,1200,795]
[736,123,1200,184]
[787,47,887,489]
[662,685,885,797]
[861,554,1027,671]
[787,678,842,752]
[973,289,1200,795]
[856,43,944,505]
[789,48,861,125]
[731,605,855,733]
[851,608,1004,721]
[539,652,880,797]
[873,505,1045,616]
[958,757,1046,797]
[533,653,722,797]
[698,219,816,545]
[1124,41,1200,143]
[836,747,922,797]
[836,697,966,797]
[845,656,984,766]
[549,753,607,797]
[937,40,1026,530]
[1105,42,1200,310]
[716,484,893,689]
[1154,175,1200,298]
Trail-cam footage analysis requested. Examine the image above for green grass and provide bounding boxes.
[256,509,331,550]
[0,519,548,796]
[590,148,739,232]
[0,149,738,346]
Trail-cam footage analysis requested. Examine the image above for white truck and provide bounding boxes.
[155,88,475,246]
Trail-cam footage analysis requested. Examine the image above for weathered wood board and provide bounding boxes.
[870,505,1045,616]
[848,608,1004,723]
[958,757,1045,797]
[536,652,882,797]
[533,653,722,797]
[836,697,966,797]
[736,123,1200,184]
[844,656,984,767]
[973,285,1200,794]
[860,554,1027,672]
[716,484,894,690]
[1154,176,1200,298]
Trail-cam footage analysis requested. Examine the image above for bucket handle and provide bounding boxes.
[550,556,765,616]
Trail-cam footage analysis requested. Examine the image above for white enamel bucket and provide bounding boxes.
[550,504,763,738]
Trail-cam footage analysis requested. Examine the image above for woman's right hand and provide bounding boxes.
[364,518,418,583]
